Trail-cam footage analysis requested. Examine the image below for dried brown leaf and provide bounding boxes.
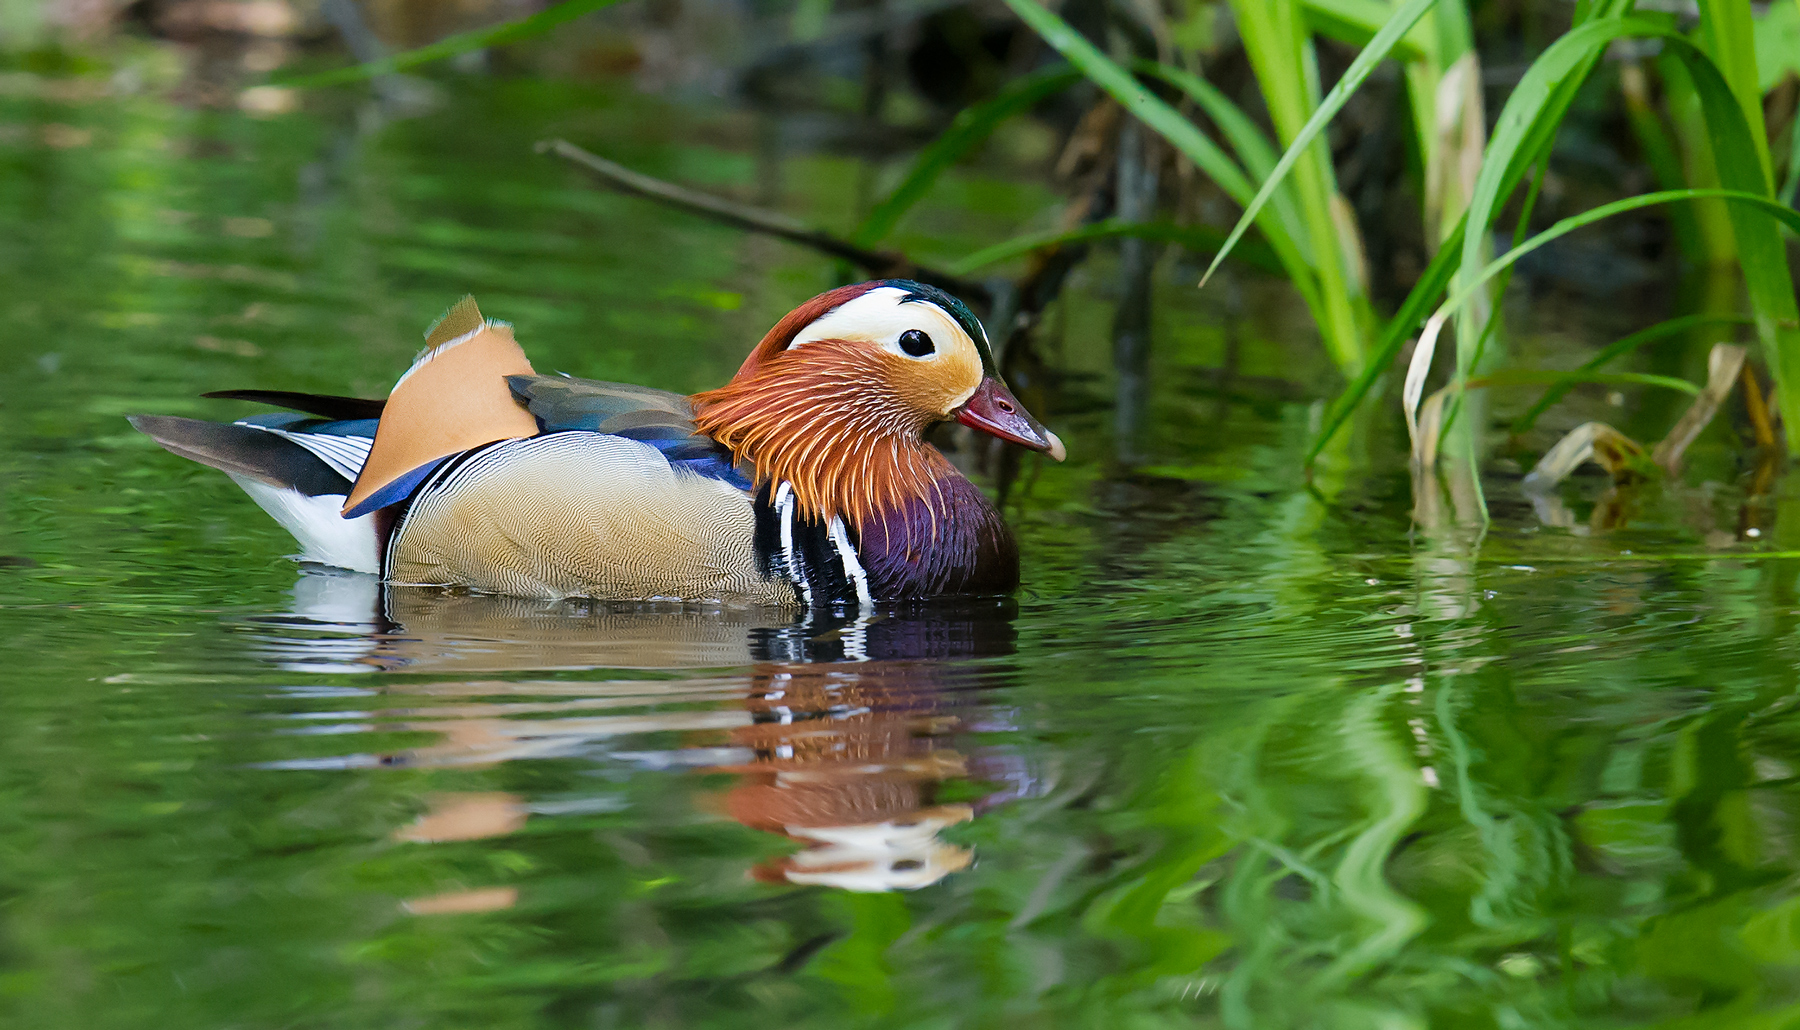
[1522,422,1646,491]
[1652,343,1748,471]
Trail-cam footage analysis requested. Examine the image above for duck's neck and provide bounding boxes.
[692,341,1020,598]
[852,474,1019,598]
[690,341,956,531]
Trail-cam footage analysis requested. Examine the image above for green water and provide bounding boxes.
[5,67,1800,1030]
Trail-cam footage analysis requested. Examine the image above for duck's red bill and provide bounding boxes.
[954,377,1065,461]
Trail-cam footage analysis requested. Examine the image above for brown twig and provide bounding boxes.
[1742,362,1777,449]
[536,138,990,307]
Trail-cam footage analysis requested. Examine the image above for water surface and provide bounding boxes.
[4,66,1800,1030]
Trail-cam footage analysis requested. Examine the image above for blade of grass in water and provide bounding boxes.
[1224,0,1369,372]
[1426,189,1798,450]
[1510,314,1754,435]
[1783,122,1800,206]
[278,0,627,87]
[1696,0,1776,184]
[1427,0,1631,503]
[1472,369,1702,395]
[1297,0,1431,59]
[1198,0,1440,288]
[1306,189,1792,473]
[1453,17,1800,452]
[995,0,1257,204]
[1435,153,1555,441]
[1425,9,1609,512]
[1303,214,1467,473]
[1130,61,1281,179]
[850,66,1082,248]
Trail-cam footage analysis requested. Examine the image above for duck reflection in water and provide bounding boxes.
[254,568,1030,891]
[713,660,981,891]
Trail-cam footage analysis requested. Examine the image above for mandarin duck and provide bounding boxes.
[131,281,1063,606]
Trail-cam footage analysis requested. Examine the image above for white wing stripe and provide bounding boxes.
[242,424,375,482]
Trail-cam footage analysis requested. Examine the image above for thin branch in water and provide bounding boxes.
[537,139,991,306]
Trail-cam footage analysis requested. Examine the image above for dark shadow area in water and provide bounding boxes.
[252,566,1020,671]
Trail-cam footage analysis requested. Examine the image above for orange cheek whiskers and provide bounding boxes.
[690,340,959,532]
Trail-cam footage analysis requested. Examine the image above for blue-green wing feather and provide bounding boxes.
[505,374,749,488]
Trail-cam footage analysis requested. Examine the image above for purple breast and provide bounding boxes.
[857,475,1019,599]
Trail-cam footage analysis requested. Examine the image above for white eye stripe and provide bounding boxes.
[788,286,969,361]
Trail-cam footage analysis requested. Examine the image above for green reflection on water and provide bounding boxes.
[4,65,1800,1030]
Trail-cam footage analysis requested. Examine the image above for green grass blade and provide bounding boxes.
[1473,369,1701,395]
[1621,62,1707,259]
[1299,0,1430,59]
[1227,0,1368,371]
[1132,59,1310,249]
[1697,0,1775,184]
[1783,115,1800,205]
[1449,17,1638,387]
[997,0,1328,341]
[1459,155,1551,384]
[1444,12,1800,472]
[948,218,1283,276]
[996,0,1258,204]
[1303,214,1466,470]
[1453,16,1787,357]
[1409,0,1621,470]
[1441,187,1800,332]
[851,66,1083,248]
[278,0,626,87]
[1198,0,1440,288]
[1510,314,1753,434]
[1443,2,1637,385]
[1131,61,1282,179]
[1670,33,1800,445]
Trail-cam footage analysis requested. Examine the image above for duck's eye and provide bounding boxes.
[898,329,936,358]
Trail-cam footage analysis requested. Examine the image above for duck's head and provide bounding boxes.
[691,280,1063,526]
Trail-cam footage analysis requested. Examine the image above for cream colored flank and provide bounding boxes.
[386,433,794,604]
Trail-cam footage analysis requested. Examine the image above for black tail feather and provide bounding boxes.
[202,390,386,421]
[128,415,353,496]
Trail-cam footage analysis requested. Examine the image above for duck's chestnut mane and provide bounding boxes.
[690,281,986,530]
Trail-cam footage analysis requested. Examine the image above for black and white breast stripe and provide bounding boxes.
[754,481,874,609]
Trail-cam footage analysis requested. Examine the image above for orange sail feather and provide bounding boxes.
[342,296,539,515]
